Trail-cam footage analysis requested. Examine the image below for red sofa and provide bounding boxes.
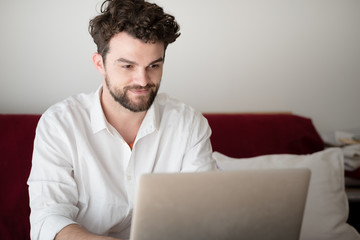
[0,113,329,239]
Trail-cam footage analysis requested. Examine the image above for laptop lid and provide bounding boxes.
[130,168,311,240]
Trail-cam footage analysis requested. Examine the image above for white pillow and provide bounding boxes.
[213,148,360,240]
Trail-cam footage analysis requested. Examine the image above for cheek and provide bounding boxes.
[153,72,163,81]
[151,69,163,84]
[106,68,132,84]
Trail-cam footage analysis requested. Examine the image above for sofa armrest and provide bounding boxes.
[0,114,41,240]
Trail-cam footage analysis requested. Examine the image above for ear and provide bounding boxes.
[92,53,106,75]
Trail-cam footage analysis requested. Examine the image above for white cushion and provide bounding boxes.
[213,148,360,240]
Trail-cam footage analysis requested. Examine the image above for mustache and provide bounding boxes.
[124,84,156,91]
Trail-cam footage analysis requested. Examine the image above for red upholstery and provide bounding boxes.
[203,113,324,158]
[346,168,360,180]
[0,114,40,240]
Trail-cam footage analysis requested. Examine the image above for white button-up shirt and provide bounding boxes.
[28,87,215,240]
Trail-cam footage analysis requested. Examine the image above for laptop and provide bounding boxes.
[130,168,311,240]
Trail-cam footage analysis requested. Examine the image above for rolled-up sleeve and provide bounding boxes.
[28,114,79,240]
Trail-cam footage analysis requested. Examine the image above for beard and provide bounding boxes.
[105,77,159,112]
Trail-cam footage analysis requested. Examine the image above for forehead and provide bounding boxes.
[107,32,165,62]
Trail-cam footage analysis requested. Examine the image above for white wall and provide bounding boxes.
[1,0,359,134]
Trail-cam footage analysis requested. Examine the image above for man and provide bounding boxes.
[27,0,215,239]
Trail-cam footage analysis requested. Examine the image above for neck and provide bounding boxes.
[100,87,146,145]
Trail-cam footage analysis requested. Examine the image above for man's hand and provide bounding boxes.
[55,224,123,240]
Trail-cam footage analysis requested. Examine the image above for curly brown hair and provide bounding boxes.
[89,0,180,62]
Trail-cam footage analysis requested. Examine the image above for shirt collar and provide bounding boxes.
[136,96,160,140]
[90,86,109,134]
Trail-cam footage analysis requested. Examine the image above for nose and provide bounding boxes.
[134,68,149,87]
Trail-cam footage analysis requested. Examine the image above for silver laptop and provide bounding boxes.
[130,168,311,240]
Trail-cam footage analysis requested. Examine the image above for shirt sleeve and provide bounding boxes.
[181,111,217,172]
[27,114,79,240]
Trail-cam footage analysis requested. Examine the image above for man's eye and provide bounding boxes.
[149,64,159,69]
[122,65,134,69]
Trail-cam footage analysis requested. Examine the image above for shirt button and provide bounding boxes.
[127,175,132,181]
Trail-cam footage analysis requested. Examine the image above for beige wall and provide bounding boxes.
[1,0,359,134]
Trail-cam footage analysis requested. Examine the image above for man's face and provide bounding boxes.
[97,32,165,112]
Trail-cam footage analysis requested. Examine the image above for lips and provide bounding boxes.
[126,84,155,95]
[130,88,150,95]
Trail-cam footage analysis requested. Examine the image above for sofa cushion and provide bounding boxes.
[0,114,41,240]
[213,148,360,240]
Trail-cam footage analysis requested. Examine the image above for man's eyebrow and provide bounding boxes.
[116,58,137,65]
[116,57,164,66]
[149,57,164,65]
